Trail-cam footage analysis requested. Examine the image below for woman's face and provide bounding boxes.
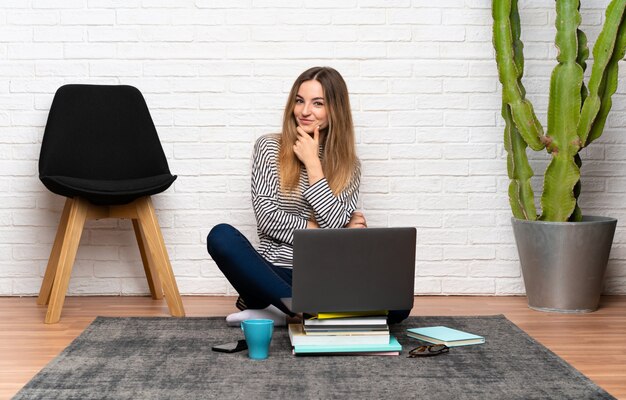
[293,79,328,136]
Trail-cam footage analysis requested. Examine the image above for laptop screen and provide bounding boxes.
[289,227,416,313]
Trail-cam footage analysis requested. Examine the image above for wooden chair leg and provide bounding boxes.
[38,198,73,306]
[135,197,185,317]
[132,219,163,300]
[45,197,89,324]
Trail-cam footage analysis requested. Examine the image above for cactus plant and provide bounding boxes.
[493,0,626,222]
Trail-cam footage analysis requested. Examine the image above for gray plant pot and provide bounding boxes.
[511,216,617,313]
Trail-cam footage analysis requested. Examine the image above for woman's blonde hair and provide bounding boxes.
[279,66,358,195]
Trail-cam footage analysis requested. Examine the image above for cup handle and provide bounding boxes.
[241,322,244,331]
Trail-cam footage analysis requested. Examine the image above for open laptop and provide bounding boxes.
[282,227,416,314]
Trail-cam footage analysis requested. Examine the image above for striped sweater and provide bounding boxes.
[251,134,360,267]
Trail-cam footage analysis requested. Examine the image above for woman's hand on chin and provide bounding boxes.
[294,125,324,185]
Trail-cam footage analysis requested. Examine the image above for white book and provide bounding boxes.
[288,324,390,346]
[303,315,388,326]
[304,329,389,336]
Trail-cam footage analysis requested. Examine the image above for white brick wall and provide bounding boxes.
[1,0,625,297]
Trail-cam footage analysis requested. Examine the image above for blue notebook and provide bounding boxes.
[293,335,402,354]
[406,326,485,347]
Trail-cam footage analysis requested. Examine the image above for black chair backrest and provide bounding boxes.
[39,84,171,180]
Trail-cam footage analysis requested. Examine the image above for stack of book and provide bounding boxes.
[288,312,401,355]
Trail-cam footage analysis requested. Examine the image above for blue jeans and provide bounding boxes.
[207,223,294,315]
[206,223,410,323]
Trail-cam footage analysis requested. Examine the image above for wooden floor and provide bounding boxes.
[1,295,625,399]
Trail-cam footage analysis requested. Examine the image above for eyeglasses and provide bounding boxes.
[407,344,449,358]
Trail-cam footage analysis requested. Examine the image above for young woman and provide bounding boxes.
[207,66,381,327]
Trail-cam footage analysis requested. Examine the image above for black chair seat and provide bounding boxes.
[40,174,177,205]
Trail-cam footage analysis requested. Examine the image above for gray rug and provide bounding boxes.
[14,315,614,400]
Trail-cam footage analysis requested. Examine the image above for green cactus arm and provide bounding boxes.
[510,0,524,92]
[500,0,536,221]
[577,0,626,144]
[540,0,583,222]
[547,0,584,146]
[492,0,545,152]
[541,157,581,221]
[586,11,626,146]
[570,15,588,222]
[504,103,537,220]
[586,66,611,146]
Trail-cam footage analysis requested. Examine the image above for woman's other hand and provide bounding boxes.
[345,211,367,229]
[307,218,320,229]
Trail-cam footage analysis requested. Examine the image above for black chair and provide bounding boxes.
[37,84,185,323]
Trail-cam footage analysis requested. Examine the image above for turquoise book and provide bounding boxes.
[293,336,402,355]
[406,326,485,347]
